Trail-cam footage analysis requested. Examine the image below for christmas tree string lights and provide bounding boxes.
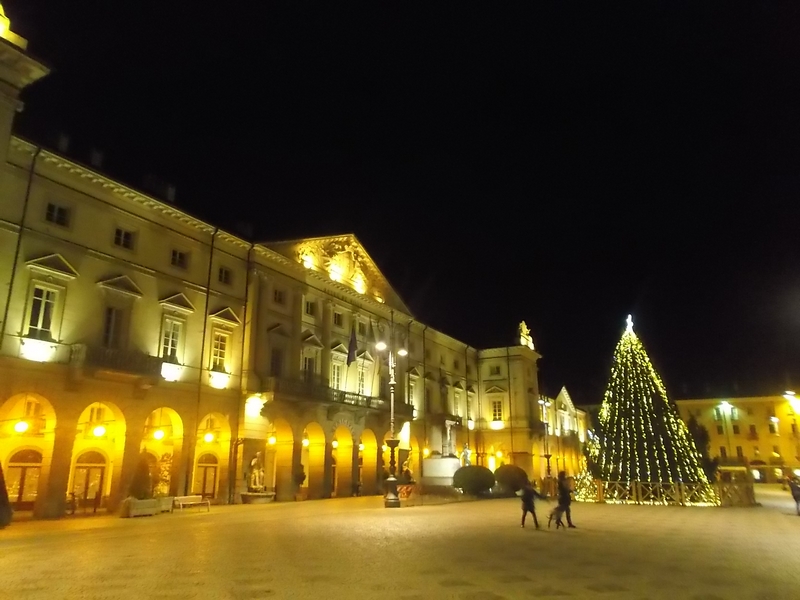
[586,315,711,498]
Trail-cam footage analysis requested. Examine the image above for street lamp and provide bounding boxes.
[538,398,552,477]
[376,310,407,508]
[719,401,732,461]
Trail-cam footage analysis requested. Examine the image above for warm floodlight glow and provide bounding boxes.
[268,435,277,445]
[209,370,231,389]
[14,420,28,433]
[375,341,387,351]
[467,419,475,431]
[20,338,57,362]
[358,443,365,451]
[489,420,504,430]
[422,447,430,457]
[397,348,408,357]
[245,396,265,418]
[161,362,183,382]
[719,401,732,413]
[496,451,503,459]
[329,262,344,282]
[203,432,215,443]
[381,444,388,452]
[302,438,310,447]
[93,425,106,437]
[352,273,366,294]
[331,440,339,449]
[301,254,315,269]
[153,429,165,440]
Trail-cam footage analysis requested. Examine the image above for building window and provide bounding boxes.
[490,365,501,376]
[102,307,123,349]
[466,364,472,375]
[408,380,415,403]
[45,202,70,227]
[492,400,503,421]
[270,348,283,377]
[730,407,739,421]
[162,318,182,360]
[736,446,743,458]
[212,332,228,371]
[358,368,366,395]
[89,405,104,424]
[333,312,343,327]
[358,321,367,336]
[273,289,285,304]
[713,408,722,421]
[749,424,757,437]
[719,446,727,459]
[453,359,460,370]
[454,391,462,416]
[747,407,754,415]
[305,301,315,316]
[715,425,723,435]
[27,286,57,340]
[331,363,343,390]
[769,422,778,435]
[732,424,740,435]
[171,249,188,269]
[114,227,135,250]
[303,356,316,376]
[773,445,780,456]
[218,267,232,285]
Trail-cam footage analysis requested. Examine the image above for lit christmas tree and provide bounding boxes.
[595,315,709,485]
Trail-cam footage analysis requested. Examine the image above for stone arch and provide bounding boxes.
[4,447,43,510]
[69,447,110,509]
[301,421,326,499]
[265,417,294,502]
[140,407,184,497]
[192,412,231,500]
[70,401,126,509]
[332,423,354,497]
[359,428,379,495]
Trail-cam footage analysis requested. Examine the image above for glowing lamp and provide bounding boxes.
[496,451,503,459]
[153,429,165,440]
[331,440,339,449]
[302,438,310,447]
[20,338,57,362]
[301,254,315,269]
[397,348,408,357]
[13,420,28,433]
[422,447,430,457]
[92,425,106,437]
[161,361,183,382]
[382,444,389,452]
[358,443,365,451]
[268,435,277,445]
[245,396,265,418]
[209,370,231,389]
[719,401,732,413]
[203,432,215,443]
[467,419,475,431]
[375,341,387,351]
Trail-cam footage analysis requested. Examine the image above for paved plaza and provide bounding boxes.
[1,486,799,600]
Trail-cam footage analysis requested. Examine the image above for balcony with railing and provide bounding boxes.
[264,375,413,415]
[72,344,162,378]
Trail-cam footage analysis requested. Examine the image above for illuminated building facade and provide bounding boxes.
[0,10,586,517]
[676,393,800,484]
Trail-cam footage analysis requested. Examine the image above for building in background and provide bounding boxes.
[675,393,800,484]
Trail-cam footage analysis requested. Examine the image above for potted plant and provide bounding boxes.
[294,467,307,501]
[120,453,160,517]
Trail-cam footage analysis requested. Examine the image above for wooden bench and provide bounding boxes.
[173,495,211,511]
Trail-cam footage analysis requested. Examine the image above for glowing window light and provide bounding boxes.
[153,429,165,440]
[331,440,339,449]
[268,435,277,445]
[203,432,215,443]
[14,420,29,433]
[93,425,106,437]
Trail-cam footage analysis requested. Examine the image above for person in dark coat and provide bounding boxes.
[556,470,575,528]
[520,482,545,528]
[789,477,800,516]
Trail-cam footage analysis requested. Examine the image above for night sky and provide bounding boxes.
[8,2,800,405]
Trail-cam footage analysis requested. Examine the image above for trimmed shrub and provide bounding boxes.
[453,465,495,496]
[494,464,529,493]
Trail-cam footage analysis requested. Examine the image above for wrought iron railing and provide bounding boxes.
[577,479,722,506]
[264,376,413,414]
[74,344,162,377]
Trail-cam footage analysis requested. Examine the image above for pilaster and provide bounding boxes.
[321,300,333,382]
[33,415,77,519]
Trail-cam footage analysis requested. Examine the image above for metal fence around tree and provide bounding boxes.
[575,479,756,507]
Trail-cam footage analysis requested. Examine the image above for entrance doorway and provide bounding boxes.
[71,451,106,509]
[5,449,42,510]
[194,454,218,498]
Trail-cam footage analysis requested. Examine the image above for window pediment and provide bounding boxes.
[26,253,78,280]
[159,293,195,314]
[331,342,348,355]
[453,381,464,390]
[407,366,421,378]
[267,322,289,337]
[302,331,324,348]
[485,384,506,394]
[97,275,143,298]
[357,349,374,363]
[210,306,241,327]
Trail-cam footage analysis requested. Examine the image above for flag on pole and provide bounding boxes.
[347,322,357,366]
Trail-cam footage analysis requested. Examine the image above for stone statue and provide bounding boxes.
[248,452,265,492]
[461,443,472,466]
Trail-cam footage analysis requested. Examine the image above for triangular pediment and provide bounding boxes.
[259,234,413,316]
[424,371,435,381]
[26,253,79,280]
[210,306,241,326]
[302,331,324,348]
[467,385,476,394]
[356,349,374,363]
[97,275,143,298]
[331,342,348,354]
[159,293,195,314]
[485,384,507,394]
[267,322,289,336]
[453,381,464,390]
[556,386,575,412]
[407,366,421,378]
[440,375,451,386]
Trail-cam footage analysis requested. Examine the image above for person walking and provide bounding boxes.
[556,470,576,528]
[788,476,800,516]
[520,481,544,528]
[0,462,12,528]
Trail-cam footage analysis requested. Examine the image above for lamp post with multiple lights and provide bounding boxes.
[375,311,407,508]
[719,400,733,462]
[538,397,552,477]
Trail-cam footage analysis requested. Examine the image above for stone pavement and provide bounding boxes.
[2,485,799,600]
